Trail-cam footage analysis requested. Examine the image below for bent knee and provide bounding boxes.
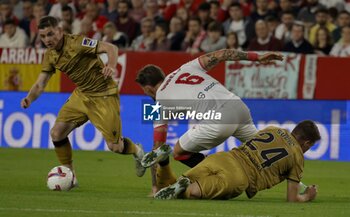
[50,128,65,141]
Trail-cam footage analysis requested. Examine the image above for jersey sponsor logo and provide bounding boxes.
[82,38,97,48]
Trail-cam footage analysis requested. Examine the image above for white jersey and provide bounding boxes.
[156,58,239,111]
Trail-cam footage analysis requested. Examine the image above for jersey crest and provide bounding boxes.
[82,38,97,48]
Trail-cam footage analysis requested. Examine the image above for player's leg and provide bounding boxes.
[184,152,249,200]
[87,94,146,177]
[174,123,236,167]
[50,121,76,170]
[53,90,89,187]
[154,157,177,190]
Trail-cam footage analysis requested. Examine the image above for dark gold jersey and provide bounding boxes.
[41,34,117,96]
[230,126,304,198]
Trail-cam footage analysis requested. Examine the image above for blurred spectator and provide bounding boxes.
[328,7,339,24]
[223,3,253,48]
[226,31,241,50]
[182,16,206,54]
[19,0,33,37]
[130,0,146,23]
[30,3,46,48]
[313,26,333,55]
[101,0,119,22]
[102,21,128,48]
[200,21,226,52]
[319,0,344,11]
[37,0,52,15]
[145,0,163,23]
[240,0,254,17]
[283,22,314,54]
[61,5,80,34]
[178,0,205,17]
[49,0,76,19]
[0,0,19,33]
[278,0,298,17]
[265,15,280,35]
[0,18,28,47]
[332,11,350,42]
[309,9,336,45]
[80,17,101,40]
[75,0,89,19]
[209,0,220,21]
[85,2,108,32]
[151,21,170,51]
[10,0,23,20]
[275,11,295,43]
[61,20,72,34]
[330,25,350,57]
[297,0,326,28]
[130,17,154,51]
[176,7,190,28]
[250,0,276,23]
[161,0,178,22]
[167,16,185,51]
[115,0,139,42]
[197,2,214,30]
[248,20,283,51]
[213,0,234,22]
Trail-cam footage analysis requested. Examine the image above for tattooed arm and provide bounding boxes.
[198,49,284,71]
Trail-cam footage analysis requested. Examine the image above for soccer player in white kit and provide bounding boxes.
[136,49,283,193]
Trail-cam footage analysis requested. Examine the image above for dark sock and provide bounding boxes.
[158,157,170,167]
[53,137,72,166]
[122,137,137,154]
[179,153,205,168]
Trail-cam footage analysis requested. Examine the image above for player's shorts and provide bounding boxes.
[56,89,121,144]
[179,99,258,152]
[184,152,249,199]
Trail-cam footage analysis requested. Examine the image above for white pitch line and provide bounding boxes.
[0,207,271,217]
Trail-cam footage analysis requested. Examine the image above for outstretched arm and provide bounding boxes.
[198,49,284,71]
[21,72,52,109]
[287,180,317,202]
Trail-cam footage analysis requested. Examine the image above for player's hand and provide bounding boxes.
[305,185,318,201]
[102,66,116,79]
[258,52,284,64]
[21,97,31,109]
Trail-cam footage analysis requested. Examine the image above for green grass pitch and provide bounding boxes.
[0,147,349,217]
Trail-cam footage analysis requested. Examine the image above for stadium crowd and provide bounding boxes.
[0,0,350,56]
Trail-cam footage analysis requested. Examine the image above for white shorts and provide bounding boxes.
[178,100,258,153]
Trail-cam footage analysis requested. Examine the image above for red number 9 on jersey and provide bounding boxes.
[175,73,205,85]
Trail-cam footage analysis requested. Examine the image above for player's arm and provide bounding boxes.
[198,49,284,71]
[286,180,317,202]
[96,41,119,79]
[21,72,52,109]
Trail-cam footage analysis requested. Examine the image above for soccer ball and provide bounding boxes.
[47,166,74,191]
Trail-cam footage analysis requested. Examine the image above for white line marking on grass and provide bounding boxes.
[0,207,270,217]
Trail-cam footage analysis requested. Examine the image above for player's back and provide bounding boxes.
[156,58,239,110]
[230,126,304,198]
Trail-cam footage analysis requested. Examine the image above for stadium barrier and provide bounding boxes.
[1,48,350,99]
[1,92,349,161]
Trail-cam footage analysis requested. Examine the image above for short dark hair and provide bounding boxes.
[207,21,222,32]
[4,18,16,26]
[62,5,73,13]
[292,120,321,144]
[38,16,59,29]
[135,65,165,86]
